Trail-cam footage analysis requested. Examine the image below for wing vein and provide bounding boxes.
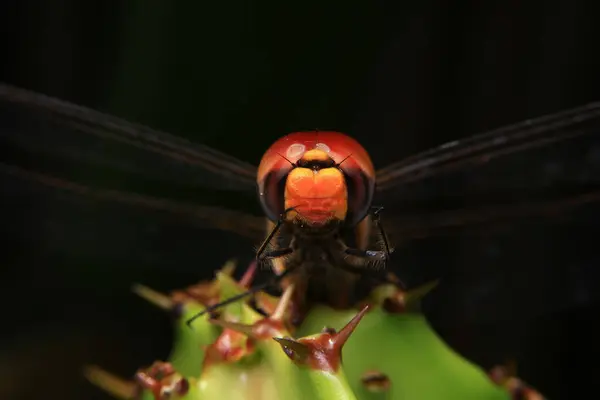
[0,83,258,187]
[0,162,264,241]
[376,102,600,190]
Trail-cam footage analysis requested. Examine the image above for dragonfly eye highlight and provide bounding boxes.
[286,143,306,159]
[315,142,331,153]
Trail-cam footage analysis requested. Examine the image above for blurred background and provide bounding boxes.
[1,1,599,399]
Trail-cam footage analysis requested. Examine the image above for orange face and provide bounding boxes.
[284,152,348,225]
[257,131,375,227]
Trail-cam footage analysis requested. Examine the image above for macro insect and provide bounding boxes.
[1,83,599,328]
[188,132,396,325]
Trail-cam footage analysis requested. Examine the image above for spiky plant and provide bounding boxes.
[85,260,545,400]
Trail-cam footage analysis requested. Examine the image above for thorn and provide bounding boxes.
[274,305,370,372]
[385,271,402,285]
[489,358,518,386]
[255,291,279,315]
[208,319,255,336]
[209,292,290,339]
[173,280,219,306]
[83,365,137,400]
[332,304,370,350]
[272,337,311,363]
[321,326,337,335]
[220,258,238,276]
[382,280,439,314]
[271,284,295,321]
[202,328,254,368]
[238,260,257,288]
[489,361,546,400]
[134,362,187,400]
[405,280,439,304]
[131,284,173,311]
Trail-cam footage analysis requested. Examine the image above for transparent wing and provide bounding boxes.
[385,189,600,240]
[371,104,600,324]
[1,162,265,272]
[0,83,258,193]
[376,102,600,192]
[373,102,600,228]
[0,162,265,239]
[386,195,600,324]
[0,83,265,273]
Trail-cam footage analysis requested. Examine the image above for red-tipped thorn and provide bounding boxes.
[274,304,370,372]
[209,284,295,340]
[202,327,255,370]
[255,291,279,315]
[272,337,311,363]
[208,319,255,336]
[170,259,240,307]
[271,283,294,321]
[381,280,439,314]
[238,260,257,288]
[489,363,546,400]
[133,361,190,400]
[334,304,370,349]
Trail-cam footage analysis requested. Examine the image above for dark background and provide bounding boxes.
[1,1,599,399]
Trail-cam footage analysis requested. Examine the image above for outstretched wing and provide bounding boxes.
[1,162,265,241]
[0,83,258,192]
[374,102,600,237]
[375,102,600,191]
[0,84,266,273]
[371,104,600,323]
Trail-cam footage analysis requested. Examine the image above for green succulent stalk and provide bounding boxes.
[85,260,546,400]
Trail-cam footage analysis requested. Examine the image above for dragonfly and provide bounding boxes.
[1,83,599,327]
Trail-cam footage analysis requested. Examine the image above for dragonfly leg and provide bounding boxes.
[255,207,296,260]
[343,206,394,268]
[343,246,389,272]
[344,206,394,268]
[259,247,293,260]
[344,247,388,260]
[370,206,394,259]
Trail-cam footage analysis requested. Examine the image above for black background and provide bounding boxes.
[1,1,599,399]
